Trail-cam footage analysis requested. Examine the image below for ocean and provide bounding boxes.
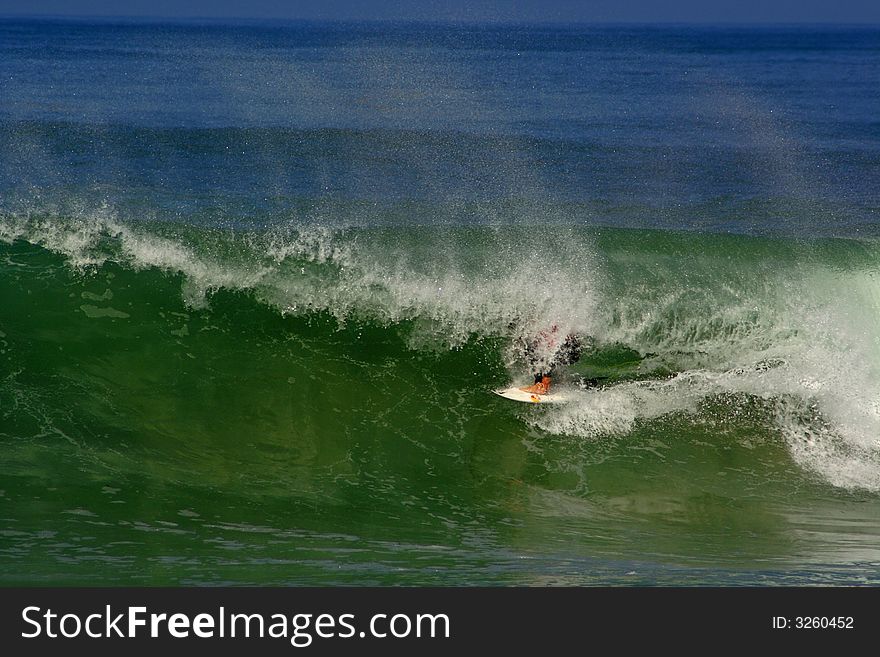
[1,18,880,585]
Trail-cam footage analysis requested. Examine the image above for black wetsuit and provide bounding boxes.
[528,333,582,382]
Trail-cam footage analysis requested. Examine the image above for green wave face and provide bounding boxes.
[3,216,880,584]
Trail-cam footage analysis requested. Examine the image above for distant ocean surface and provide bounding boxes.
[2,19,880,585]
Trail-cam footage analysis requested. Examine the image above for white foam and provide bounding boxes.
[533,262,880,492]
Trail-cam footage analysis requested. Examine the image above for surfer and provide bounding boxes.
[519,325,582,395]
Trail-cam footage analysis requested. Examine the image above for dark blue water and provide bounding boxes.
[1,20,879,233]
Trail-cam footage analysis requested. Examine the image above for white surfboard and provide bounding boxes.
[493,386,571,404]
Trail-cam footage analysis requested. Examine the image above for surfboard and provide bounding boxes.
[493,386,571,404]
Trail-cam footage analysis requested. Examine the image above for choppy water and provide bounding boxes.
[1,19,880,585]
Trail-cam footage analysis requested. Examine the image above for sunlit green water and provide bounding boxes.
[3,225,880,585]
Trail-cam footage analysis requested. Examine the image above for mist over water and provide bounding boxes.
[2,19,880,584]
